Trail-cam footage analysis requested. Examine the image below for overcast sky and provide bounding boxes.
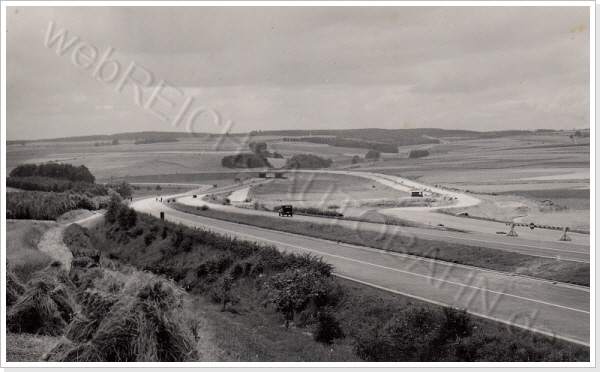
[6,5,590,140]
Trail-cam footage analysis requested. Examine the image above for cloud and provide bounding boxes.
[5,5,591,140]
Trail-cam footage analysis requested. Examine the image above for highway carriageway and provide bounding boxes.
[131,198,590,346]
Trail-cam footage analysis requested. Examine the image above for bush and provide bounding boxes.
[221,153,272,168]
[265,268,340,327]
[314,310,345,344]
[6,191,100,220]
[409,149,429,158]
[365,150,381,160]
[286,154,333,169]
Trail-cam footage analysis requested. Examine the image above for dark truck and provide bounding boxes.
[278,205,293,217]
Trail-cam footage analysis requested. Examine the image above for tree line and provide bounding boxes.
[283,137,399,153]
[10,163,96,183]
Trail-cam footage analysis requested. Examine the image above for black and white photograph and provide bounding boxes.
[1,1,594,367]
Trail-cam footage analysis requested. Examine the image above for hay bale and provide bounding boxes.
[30,264,76,292]
[71,256,99,270]
[7,277,77,336]
[65,314,100,343]
[80,289,120,319]
[42,338,102,362]
[69,266,104,291]
[7,270,26,307]
[46,279,197,362]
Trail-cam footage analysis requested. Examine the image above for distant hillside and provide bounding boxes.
[9,128,551,145]
[252,128,535,144]
[9,131,247,144]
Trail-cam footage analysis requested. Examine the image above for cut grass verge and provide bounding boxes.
[172,203,589,286]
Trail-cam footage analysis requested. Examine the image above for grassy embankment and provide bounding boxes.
[172,203,589,286]
[57,203,588,362]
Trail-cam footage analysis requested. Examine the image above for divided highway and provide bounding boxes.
[131,196,590,346]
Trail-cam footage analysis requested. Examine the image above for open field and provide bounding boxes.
[8,130,588,233]
[248,172,408,209]
[6,220,55,282]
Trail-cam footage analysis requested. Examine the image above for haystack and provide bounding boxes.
[47,278,198,362]
[65,289,121,343]
[7,270,26,307]
[7,276,77,336]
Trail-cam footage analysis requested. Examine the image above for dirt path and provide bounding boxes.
[37,225,72,271]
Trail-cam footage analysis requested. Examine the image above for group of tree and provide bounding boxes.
[94,139,120,147]
[6,162,134,220]
[10,163,96,183]
[283,137,398,153]
[134,138,179,145]
[286,154,333,169]
[248,141,283,158]
[409,149,430,159]
[106,179,133,199]
[221,153,272,168]
[365,150,381,160]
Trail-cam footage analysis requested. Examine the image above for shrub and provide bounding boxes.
[221,153,272,168]
[314,310,345,344]
[6,191,100,220]
[409,149,430,158]
[265,268,340,327]
[365,150,381,160]
[286,154,333,169]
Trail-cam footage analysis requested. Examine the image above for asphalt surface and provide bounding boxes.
[176,194,590,263]
[131,196,590,346]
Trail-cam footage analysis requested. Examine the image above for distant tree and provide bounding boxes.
[9,163,95,183]
[221,153,272,168]
[574,130,582,137]
[105,193,122,224]
[107,179,133,198]
[351,155,362,164]
[286,154,333,169]
[111,139,120,145]
[365,150,381,160]
[272,152,284,159]
[155,185,162,190]
[409,149,430,159]
[249,142,268,154]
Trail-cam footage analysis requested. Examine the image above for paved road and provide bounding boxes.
[131,197,590,346]
[175,193,590,263]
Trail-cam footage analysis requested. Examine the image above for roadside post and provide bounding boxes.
[507,223,518,237]
[559,227,571,241]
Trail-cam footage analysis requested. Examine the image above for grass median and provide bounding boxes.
[172,203,589,286]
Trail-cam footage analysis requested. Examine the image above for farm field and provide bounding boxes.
[247,172,408,209]
[7,131,590,232]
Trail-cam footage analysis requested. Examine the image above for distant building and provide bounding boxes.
[411,191,423,197]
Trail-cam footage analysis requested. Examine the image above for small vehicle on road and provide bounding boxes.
[278,205,293,217]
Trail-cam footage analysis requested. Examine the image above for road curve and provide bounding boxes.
[131,196,590,346]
